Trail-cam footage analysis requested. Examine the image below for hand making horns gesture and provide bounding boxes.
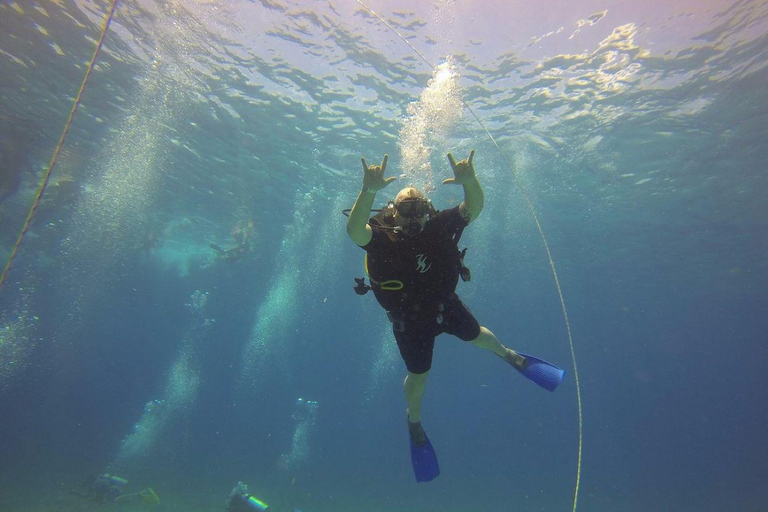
[361,154,396,192]
[443,149,476,186]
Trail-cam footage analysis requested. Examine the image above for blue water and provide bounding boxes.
[1,1,767,511]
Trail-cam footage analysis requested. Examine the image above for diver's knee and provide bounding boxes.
[469,326,495,345]
[404,371,429,391]
[477,326,495,339]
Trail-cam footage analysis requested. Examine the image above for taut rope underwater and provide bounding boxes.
[0,0,119,294]
[354,1,584,510]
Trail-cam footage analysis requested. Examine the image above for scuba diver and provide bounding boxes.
[210,241,250,262]
[71,473,160,505]
[226,482,270,512]
[210,217,255,263]
[73,477,298,511]
[345,150,566,482]
[226,481,309,512]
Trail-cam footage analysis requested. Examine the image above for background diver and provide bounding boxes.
[71,473,160,505]
[345,149,565,482]
[72,477,298,512]
[210,217,255,263]
[227,481,313,512]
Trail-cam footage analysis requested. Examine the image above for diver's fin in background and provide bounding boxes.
[516,352,565,392]
[209,243,225,254]
[140,488,160,505]
[410,434,440,482]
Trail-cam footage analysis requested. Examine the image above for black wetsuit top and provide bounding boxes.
[361,206,467,317]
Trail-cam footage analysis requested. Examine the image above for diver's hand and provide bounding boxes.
[443,150,476,185]
[361,154,396,192]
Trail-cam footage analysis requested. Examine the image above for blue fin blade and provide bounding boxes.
[410,435,440,482]
[517,352,566,392]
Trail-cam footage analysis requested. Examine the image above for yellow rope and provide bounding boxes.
[354,2,583,509]
[0,0,119,293]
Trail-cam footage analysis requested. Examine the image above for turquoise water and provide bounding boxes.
[1,1,767,511]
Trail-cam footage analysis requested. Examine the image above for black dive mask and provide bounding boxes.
[395,197,430,218]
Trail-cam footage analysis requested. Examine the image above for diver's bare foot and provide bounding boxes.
[407,419,427,446]
[407,408,426,445]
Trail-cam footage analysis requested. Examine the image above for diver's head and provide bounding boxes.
[393,187,431,236]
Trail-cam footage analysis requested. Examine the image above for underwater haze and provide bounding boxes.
[1,0,767,511]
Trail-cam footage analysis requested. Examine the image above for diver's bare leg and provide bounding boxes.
[404,371,429,423]
[468,326,526,369]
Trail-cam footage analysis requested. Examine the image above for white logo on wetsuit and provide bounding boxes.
[415,254,432,273]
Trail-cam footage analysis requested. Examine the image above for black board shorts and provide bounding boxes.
[391,293,481,374]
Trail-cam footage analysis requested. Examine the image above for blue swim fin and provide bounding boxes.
[517,352,565,392]
[410,434,440,482]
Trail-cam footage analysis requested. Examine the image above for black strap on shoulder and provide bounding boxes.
[459,247,471,282]
[454,213,471,281]
[454,222,467,244]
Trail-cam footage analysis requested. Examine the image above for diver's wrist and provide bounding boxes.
[361,185,376,195]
